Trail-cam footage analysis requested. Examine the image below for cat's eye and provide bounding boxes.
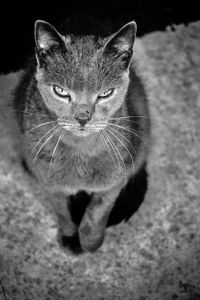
[53,85,71,100]
[98,89,114,99]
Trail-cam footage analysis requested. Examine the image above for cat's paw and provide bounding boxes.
[79,218,105,252]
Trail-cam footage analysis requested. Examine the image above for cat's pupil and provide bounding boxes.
[58,87,64,94]
[104,90,110,96]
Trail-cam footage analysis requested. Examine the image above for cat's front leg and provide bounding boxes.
[79,183,123,252]
[46,192,77,248]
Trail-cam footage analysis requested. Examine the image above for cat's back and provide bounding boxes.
[128,60,150,120]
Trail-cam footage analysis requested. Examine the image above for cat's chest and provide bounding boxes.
[57,150,116,181]
[34,143,122,191]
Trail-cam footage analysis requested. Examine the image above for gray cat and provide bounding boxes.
[14,17,150,252]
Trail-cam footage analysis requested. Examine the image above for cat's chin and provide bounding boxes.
[71,128,94,137]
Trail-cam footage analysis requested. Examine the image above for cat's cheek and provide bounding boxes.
[96,104,109,115]
[94,104,110,120]
[96,99,122,118]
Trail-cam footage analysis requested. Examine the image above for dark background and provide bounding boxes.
[0,0,199,73]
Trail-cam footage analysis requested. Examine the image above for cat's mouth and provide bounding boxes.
[73,126,91,137]
[58,121,106,136]
[58,122,94,136]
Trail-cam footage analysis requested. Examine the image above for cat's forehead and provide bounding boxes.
[68,35,103,55]
[43,36,124,92]
[65,35,104,72]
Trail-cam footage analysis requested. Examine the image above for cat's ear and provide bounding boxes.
[34,20,66,61]
[103,21,137,68]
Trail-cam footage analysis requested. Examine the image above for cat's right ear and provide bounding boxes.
[34,20,66,64]
[102,21,137,69]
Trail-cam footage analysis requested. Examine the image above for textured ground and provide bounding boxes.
[0,21,200,300]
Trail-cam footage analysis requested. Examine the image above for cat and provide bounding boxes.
[14,16,150,253]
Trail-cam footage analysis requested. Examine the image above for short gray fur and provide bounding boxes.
[14,18,151,252]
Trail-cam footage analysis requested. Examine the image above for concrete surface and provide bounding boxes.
[0,21,200,299]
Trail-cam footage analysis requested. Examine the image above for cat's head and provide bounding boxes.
[34,20,136,137]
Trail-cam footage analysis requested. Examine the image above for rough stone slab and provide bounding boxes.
[0,21,200,300]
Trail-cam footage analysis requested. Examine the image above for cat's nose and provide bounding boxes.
[75,112,91,126]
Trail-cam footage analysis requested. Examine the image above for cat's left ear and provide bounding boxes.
[103,21,137,68]
[34,20,66,61]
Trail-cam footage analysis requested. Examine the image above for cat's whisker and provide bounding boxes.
[108,126,138,158]
[109,115,151,120]
[109,119,148,128]
[99,131,118,169]
[48,130,64,178]
[97,121,146,143]
[32,127,60,169]
[96,119,148,130]
[32,125,59,153]
[58,122,74,131]
[107,127,135,178]
[103,130,122,174]
[106,122,146,144]
[92,123,107,131]
[104,130,127,186]
[32,124,59,168]
[24,120,58,135]
[8,109,53,118]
